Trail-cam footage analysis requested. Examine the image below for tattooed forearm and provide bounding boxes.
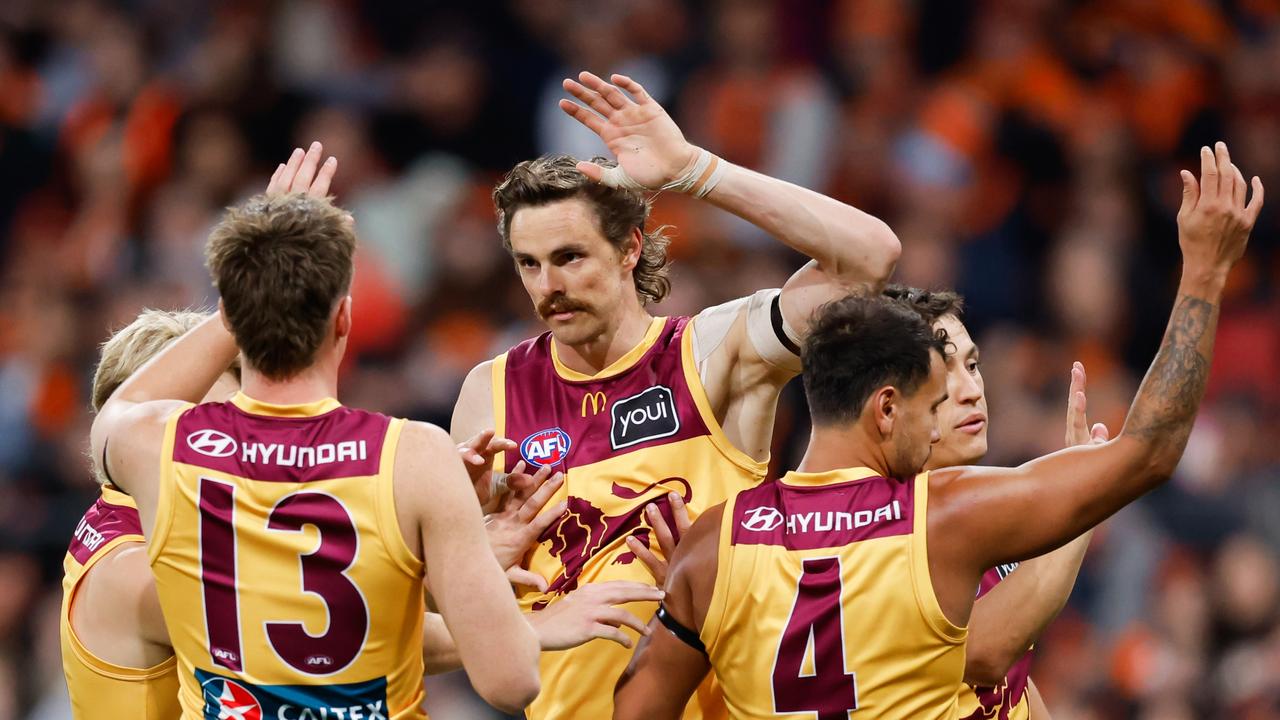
[1124,295,1216,451]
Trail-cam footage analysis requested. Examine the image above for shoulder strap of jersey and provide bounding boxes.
[148,401,196,565]
[908,471,967,644]
[490,352,509,475]
[374,417,422,577]
[698,493,739,654]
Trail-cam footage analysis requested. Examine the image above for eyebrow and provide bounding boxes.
[514,244,590,262]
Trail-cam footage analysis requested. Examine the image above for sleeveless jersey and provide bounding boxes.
[151,393,426,720]
[702,468,967,720]
[61,485,180,719]
[957,565,1032,720]
[494,316,767,720]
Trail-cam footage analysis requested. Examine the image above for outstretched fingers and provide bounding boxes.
[558,98,607,135]
[611,74,652,104]
[1200,145,1219,202]
[563,79,614,118]
[578,71,630,110]
[1246,175,1266,225]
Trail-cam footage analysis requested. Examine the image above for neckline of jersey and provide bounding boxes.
[550,315,667,382]
[230,392,343,418]
[779,466,883,487]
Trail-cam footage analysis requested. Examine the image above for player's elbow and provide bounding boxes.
[835,220,900,291]
[474,668,540,714]
[963,643,1018,687]
[869,222,902,281]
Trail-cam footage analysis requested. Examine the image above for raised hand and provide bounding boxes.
[625,492,691,587]
[528,581,664,650]
[560,71,697,189]
[456,429,519,507]
[1065,362,1110,448]
[266,141,338,198]
[485,462,565,590]
[1177,142,1263,278]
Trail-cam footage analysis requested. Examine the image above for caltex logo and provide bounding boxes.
[201,676,262,720]
[741,505,784,532]
[187,429,238,458]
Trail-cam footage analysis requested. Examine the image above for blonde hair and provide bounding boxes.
[90,309,240,484]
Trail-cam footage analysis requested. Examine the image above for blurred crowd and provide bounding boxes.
[1,0,1278,718]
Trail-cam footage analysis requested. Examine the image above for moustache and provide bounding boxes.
[538,295,590,318]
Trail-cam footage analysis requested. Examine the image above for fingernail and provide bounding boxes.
[310,141,321,149]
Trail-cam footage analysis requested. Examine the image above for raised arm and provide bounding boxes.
[560,71,900,338]
[398,421,541,713]
[964,363,1108,685]
[927,143,1263,624]
[613,504,722,720]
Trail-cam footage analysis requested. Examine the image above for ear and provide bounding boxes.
[218,299,233,333]
[334,295,353,340]
[619,227,642,273]
[871,386,897,438]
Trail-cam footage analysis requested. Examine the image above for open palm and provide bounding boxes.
[560,71,696,189]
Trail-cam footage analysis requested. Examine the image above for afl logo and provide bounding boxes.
[520,428,571,467]
[186,429,238,458]
[741,506,784,532]
[201,676,262,720]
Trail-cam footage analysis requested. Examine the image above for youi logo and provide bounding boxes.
[520,428,572,467]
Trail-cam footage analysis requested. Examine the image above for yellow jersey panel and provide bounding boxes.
[705,469,966,720]
[495,316,765,720]
[152,393,426,720]
[60,485,180,719]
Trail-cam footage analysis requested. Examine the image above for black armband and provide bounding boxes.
[656,604,707,655]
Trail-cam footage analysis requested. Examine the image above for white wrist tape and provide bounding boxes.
[662,148,727,198]
[597,147,727,198]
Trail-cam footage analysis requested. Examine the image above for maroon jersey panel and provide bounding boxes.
[500,317,711,472]
[732,474,914,550]
[173,403,391,483]
[67,495,144,565]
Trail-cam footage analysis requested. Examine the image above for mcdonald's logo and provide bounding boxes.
[581,391,607,417]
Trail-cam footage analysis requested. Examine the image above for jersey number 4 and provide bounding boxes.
[772,557,858,719]
[198,478,369,675]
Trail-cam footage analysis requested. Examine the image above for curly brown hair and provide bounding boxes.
[493,154,672,305]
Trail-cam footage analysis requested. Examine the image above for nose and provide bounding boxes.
[954,368,982,404]
[930,427,941,444]
[537,264,565,296]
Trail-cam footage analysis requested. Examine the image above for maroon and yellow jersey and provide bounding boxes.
[702,468,967,720]
[60,485,180,719]
[151,393,426,720]
[494,316,767,720]
[957,564,1032,720]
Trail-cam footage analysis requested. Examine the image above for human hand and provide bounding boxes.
[266,141,337,198]
[624,492,691,587]
[485,462,565,590]
[1177,142,1263,282]
[528,581,665,650]
[560,71,697,190]
[456,429,519,507]
[1065,361,1110,448]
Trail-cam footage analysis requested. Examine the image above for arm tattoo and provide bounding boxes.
[1124,295,1216,448]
